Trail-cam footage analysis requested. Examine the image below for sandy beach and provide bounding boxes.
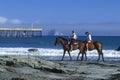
[0,55,120,80]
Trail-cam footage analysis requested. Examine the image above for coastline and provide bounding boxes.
[0,55,120,80]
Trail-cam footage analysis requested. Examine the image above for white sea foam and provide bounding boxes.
[0,47,120,58]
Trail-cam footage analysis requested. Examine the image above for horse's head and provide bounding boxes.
[54,37,60,46]
[54,37,68,46]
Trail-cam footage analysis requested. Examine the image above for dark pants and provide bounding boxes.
[70,39,76,45]
[69,39,77,50]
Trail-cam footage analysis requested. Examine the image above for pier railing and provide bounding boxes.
[0,28,42,37]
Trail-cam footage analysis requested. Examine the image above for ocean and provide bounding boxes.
[0,36,120,61]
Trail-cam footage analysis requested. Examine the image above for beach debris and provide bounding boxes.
[116,46,120,51]
[27,48,39,59]
[28,48,38,52]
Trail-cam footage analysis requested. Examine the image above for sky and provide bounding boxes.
[0,0,120,36]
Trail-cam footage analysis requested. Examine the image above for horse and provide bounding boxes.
[54,37,83,60]
[54,37,104,61]
[54,37,87,61]
[76,40,104,61]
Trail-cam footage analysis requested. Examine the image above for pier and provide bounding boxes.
[0,28,42,37]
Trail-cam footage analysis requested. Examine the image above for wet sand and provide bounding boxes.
[0,55,120,80]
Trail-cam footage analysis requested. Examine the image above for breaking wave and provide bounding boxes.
[0,47,120,61]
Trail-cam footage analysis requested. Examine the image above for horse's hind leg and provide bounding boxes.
[101,52,104,61]
[61,50,66,61]
[68,51,72,61]
[76,51,81,61]
[97,53,100,61]
[80,51,87,61]
[80,53,84,61]
[84,52,87,61]
[97,50,104,61]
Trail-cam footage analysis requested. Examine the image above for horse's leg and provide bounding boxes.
[76,51,81,61]
[80,52,84,61]
[84,51,87,61]
[61,50,66,61]
[97,49,104,61]
[101,52,104,61]
[97,52,100,61]
[68,51,72,61]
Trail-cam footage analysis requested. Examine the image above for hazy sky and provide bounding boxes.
[0,0,120,36]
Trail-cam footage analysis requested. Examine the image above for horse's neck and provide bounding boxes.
[59,39,67,45]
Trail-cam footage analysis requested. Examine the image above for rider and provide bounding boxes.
[70,30,77,50]
[85,32,92,50]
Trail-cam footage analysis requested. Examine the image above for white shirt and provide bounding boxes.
[72,32,77,40]
[87,34,92,42]
[88,34,92,41]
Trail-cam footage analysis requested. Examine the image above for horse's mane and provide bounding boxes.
[57,37,83,42]
[57,37,68,41]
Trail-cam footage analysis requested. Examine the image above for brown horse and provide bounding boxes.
[76,41,104,61]
[54,37,83,60]
[54,37,104,61]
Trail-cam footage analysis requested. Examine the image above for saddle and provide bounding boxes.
[71,40,78,45]
[68,40,78,51]
[88,42,94,50]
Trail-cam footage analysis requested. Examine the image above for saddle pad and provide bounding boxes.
[73,42,78,45]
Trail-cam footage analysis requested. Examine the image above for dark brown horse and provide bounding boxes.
[54,37,85,61]
[54,37,104,61]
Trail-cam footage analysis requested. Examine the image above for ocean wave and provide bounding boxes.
[0,47,120,57]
